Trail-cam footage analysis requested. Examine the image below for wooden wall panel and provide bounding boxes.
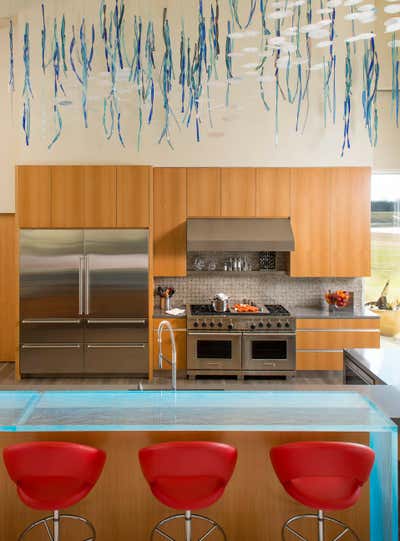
[17,166,51,228]
[0,215,16,361]
[221,168,256,217]
[187,168,221,217]
[117,166,151,227]
[255,168,291,217]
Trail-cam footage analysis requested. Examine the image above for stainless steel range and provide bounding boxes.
[187,304,296,379]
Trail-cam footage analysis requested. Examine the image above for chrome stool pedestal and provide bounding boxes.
[282,510,361,541]
[18,510,96,541]
[151,510,227,541]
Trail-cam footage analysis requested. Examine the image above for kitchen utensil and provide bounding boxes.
[160,296,171,311]
[211,294,230,313]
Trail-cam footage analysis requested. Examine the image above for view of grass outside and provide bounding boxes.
[366,173,400,305]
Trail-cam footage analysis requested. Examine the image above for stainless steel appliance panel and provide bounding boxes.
[343,356,378,385]
[84,230,149,318]
[187,332,242,371]
[21,319,84,343]
[20,343,84,375]
[84,343,148,374]
[20,230,84,319]
[242,333,295,371]
[85,318,148,342]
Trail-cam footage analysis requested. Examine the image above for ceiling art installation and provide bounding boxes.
[6,0,400,154]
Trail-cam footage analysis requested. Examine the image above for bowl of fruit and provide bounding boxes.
[325,290,351,311]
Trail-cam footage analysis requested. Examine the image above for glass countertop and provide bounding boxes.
[0,390,395,432]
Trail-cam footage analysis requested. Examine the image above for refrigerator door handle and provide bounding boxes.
[87,344,146,349]
[22,319,82,325]
[22,344,81,349]
[86,319,147,325]
[85,255,90,315]
[79,256,85,315]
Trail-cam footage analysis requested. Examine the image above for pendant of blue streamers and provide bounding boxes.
[229,0,257,30]
[225,20,233,106]
[9,20,14,92]
[179,21,186,114]
[61,15,68,74]
[22,23,33,146]
[341,42,352,157]
[144,21,155,125]
[159,8,175,148]
[48,19,66,149]
[129,15,144,150]
[70,19,95,129]
[362,37,379,147]
[41,3,47,74]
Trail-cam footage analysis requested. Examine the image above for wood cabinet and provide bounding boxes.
[17,166,52,228]
[187,168,221,217]
[255,168,291,217]
[221,168,256,217]
[153,318,187,370]
[117,166,151,227]
[0,215,17,361]
[51,166,85,227]
[153,168,187,276]
[83,166,116,227]
[296,317,380,371]
[330,168,371,277]
[290,168,331,277]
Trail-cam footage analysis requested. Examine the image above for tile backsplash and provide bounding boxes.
[155,274,364,311]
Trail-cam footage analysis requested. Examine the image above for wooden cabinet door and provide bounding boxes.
[117,166,151,227]
[51,166,85,227]
[330,167,371,277]
[83,166,116,227]
[153,319,187,370]
[153,168,187,276]
[290,168,331,277]
[255,168,291,217]
[221,168,256,217]
[17,166,51,227]
[187,168,221,217]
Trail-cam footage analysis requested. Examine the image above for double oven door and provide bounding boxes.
[188,330,295,373]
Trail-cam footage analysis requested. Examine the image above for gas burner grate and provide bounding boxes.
[264,304,291,316]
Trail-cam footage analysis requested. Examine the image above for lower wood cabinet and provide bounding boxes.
[296,318,380,371]
[152,318,187,371]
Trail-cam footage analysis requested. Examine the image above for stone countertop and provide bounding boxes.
[344,348,400,388]
[292,306,379,319]
[153,306,187,319]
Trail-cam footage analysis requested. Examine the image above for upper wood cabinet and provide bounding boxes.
[117,166,151,227]
[255,168,291,217]
[221,168,256,217]
[290,168,331,277]
[153,168,187,276]
[51,166,85,227]
[330,167,371,277]
[187,168,221,217]
[83,166,116,227]
[17,166,52,228]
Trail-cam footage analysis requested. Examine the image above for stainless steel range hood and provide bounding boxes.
[187,218,295,252]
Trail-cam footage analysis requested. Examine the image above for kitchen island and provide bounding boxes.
[0,390,397,540]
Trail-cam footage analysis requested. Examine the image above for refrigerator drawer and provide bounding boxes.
[85,319,148,342]
[21,319,84,343]
[20,343,84,375]
[84,343,149,375]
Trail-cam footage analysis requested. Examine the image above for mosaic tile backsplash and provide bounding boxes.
[155,274,364,312]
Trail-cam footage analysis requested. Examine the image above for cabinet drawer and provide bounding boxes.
[296,318,380,330]
[153,329,187,370]
[85,343,148,374]
[296,330,380,350]
[296,351,343,371]
[20,343,84,375]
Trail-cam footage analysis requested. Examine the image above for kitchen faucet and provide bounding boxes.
[157,320,177,391]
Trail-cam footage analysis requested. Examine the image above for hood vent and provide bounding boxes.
[187,218,295,252]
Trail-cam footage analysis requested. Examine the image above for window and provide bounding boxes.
[366,173,400,305]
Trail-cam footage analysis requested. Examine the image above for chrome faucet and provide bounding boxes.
[157,320,177,391]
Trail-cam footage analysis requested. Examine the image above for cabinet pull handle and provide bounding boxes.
[87,319,146,325]
[22,344,81,349]
[22,319,82,325]
[87,344,146,349]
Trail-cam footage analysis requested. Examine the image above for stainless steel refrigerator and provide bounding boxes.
[19,229,149,377]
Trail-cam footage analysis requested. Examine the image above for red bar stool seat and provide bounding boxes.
[139,441,237,540]
[4,441,106,541]
[270,441,375,541]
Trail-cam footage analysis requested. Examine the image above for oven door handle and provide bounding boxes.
[189,332,242,336]
[242,332,296,337]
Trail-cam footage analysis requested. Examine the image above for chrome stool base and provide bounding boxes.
[151,510,227,541]
[18,510,96,541]
[282,510,361,541]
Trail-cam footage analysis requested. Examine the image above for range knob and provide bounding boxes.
[228,321,234,330]
[258,322,264,328]
[193,321,199,328]
[250,323,256,330]
[201,322,207,328]
[266,322,272,328]
[285,321,291,328]
[277,321,282,328]
[209,321,215,328]
[217,321,223,328]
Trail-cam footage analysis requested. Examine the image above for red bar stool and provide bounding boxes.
[139,441,237,540]
[270,441,375,541]
[3,441,106,541]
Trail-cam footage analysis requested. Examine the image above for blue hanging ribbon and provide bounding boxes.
[179,21,186,114]
[362,37,379,147]
[41,3,47,74]
[61,15,68,74]
[391,33,399,128]
[341,42,352,156]
[9,20,14,92]
[159,8,175,148]
[144,21,155,125]
[229,0,257,30]
[22,23,33,146]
